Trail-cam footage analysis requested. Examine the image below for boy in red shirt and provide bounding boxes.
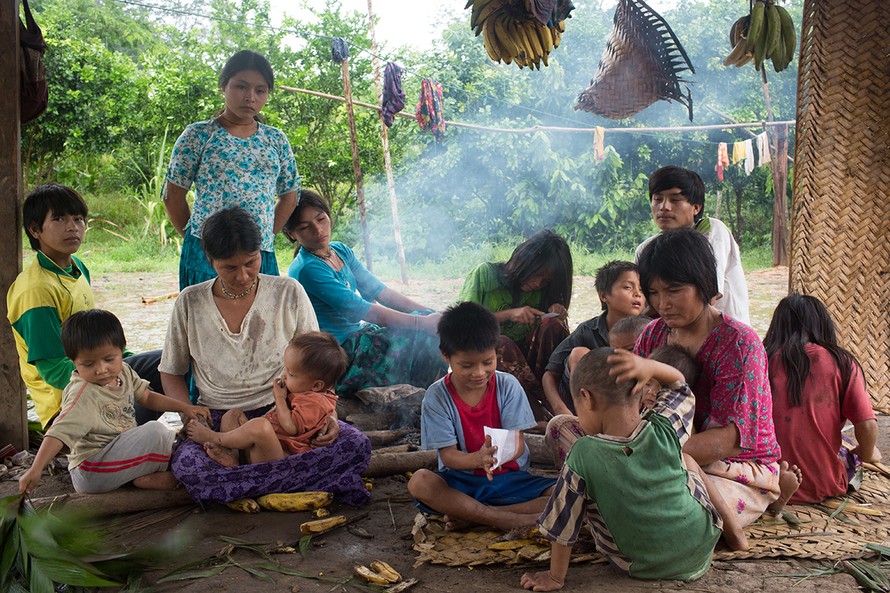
[408,302,556,530]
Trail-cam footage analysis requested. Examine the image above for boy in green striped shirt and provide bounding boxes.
[521,348,746,590]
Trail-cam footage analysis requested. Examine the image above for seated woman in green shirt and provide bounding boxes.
[458,230,572,422]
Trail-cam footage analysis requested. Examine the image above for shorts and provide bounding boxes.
[414,469,556,515]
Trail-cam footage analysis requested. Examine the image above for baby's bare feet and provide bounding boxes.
[204,442,239,468]
[186,419,214,444]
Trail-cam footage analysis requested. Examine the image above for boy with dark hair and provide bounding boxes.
[8,184,166,428]
[608,315,653,351]
[408,302,556,530]
[8,184,93,427]
[542,261,644,415]
[521,348,745,591]
[635,165,749,323]
[18,310,210,495]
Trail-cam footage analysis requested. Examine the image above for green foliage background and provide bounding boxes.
[21,0,798,273]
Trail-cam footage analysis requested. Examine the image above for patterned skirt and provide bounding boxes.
[498,315,569,421]
[337,322,448,398]
[171,407,371,507]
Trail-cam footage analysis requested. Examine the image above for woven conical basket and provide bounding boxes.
[575,0,693,120]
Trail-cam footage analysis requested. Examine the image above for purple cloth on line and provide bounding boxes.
[171,408,371,507]
[381,61,405,128]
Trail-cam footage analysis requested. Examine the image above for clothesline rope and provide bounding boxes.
[280,85,795,136]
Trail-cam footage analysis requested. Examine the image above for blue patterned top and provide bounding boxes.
[164,118,299,251]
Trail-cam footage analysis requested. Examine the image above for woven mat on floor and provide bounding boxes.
[412,467,890,567]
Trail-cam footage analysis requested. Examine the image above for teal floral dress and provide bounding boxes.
[165,118,299,288]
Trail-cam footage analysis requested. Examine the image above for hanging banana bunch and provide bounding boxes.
[466,0,575,70]
[723,0,796,73]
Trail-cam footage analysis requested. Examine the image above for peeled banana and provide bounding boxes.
[370,561,402,583]
[256,491,333,512]
[354,565,390,585]
[226,498,261,513]
[354,561,402,585]
[300,515,347,535]
[723,0,796,73]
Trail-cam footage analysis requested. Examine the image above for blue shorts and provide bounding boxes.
[415,469,556,515]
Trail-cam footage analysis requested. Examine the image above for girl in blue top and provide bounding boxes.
[284,190,447,397]
[163,50,299,289]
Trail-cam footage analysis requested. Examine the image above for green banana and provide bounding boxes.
[770,27,786,72]
[746,1,766,53]
[777,5,796,70]
[753,16,769,71]
[765,3,782,59]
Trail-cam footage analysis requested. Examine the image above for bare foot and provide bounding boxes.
[186,418,216,444]
[722,522,749,551]
[204,442,239,468]
[443,515,474,532]
[132,471,179,490]
[767,461,802,512]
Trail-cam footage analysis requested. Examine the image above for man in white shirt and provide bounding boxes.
[635,166,750,324]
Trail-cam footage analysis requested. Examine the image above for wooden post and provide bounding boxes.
[0,0,28,450]
[771,123,789,266]
[760,70,789,267]
[367,0,409,284]
[339,59,373,271]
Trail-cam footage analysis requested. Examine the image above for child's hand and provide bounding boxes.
[182,405,211,425]
[272,374,287,398]
[477,435,498,480]
[18,467,41,494]
[607,349,655,395]
[520,570,564,591]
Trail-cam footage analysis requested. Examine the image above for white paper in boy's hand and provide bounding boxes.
[484,427,522,470]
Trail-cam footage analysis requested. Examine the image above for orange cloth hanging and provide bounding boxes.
[594,126,606,162]
[716,142,730,181]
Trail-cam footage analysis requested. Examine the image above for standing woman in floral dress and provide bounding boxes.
[163,50,299,289]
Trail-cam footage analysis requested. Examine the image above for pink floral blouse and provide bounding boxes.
[635,316,780,463]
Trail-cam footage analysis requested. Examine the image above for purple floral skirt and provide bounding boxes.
[171,407,371,507]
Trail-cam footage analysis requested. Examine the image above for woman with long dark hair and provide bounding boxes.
[634,228,799,526]
[284,190,446,397]
[459,230,573,421]
[764,293,880,503]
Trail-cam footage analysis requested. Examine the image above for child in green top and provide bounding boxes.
[521,348,746,590]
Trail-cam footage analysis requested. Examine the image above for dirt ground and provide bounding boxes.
[2,267,877,592]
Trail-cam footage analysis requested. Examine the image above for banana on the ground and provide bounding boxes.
[370,560,402,583]
[300,515,347,535]
[354,565,390,585]
[256,491,333,512]
[226,498,260,513]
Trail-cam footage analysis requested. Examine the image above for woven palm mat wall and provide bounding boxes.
[412,468,890,567]
[789,0,890,410]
